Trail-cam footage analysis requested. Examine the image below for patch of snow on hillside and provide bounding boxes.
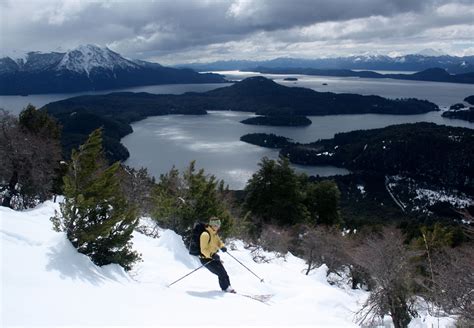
[415,188,473,207]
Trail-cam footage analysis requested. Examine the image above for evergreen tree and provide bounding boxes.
[152,161,233,237]
[244,156,308,225]
[305,180,341,226]
[51,128,141,271]
[19,104,61,139]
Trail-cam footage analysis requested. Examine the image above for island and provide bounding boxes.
[442,108,474,122]
[240,115,312,126]
[442,95,474,122]
[240,133,294,148]
[464,95,474,105]
[449,103,466,110]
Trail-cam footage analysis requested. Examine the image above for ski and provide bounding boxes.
[235,293,274,305]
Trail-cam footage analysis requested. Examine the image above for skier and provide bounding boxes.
[199,217,236,293]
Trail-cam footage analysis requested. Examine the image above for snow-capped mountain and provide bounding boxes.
[0,51,65,74]
[178,53,474,74]
[56,44,139,76]
[0,45,226,95]
[2,44,156,74]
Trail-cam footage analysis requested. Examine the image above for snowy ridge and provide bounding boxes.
[56,44,139,76]
[0,201,455,327]
[0,45,141,75]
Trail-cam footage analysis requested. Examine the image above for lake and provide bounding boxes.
[2,71,473,189]
[121,109,472,190]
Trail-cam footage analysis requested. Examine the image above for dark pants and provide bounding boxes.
[200,256,231,291]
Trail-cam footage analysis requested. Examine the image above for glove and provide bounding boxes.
[220,246,227,253]
[212,254,220,261]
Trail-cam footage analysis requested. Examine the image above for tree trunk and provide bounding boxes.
[305,249,313,275]
[390,296,411,328]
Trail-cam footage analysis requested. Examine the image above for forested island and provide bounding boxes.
[442,95,474,122]
[240,133,294,148]
[42,76,439,162]
[240,115,312,126]
[465,95,474,105]
[442,108,474,122]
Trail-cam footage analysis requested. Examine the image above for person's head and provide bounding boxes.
[208,217,221,231]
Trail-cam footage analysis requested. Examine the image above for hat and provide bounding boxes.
[209,217,221,227]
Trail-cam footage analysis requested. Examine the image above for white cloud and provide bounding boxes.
[1,0,473,63]
[436,3,474,16]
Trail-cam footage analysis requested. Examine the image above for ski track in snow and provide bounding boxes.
[0,201,456,327]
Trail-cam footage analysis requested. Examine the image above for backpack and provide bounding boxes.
[188,222,210,256]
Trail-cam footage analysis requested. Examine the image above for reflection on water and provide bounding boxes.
[122,111,351,190]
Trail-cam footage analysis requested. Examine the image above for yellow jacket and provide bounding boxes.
[200,226,225,259]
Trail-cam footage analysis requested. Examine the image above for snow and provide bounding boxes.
[357,185,366,194]
[0,49,30,63]
[0,201,456,327]
[56,44,138,76]
[316,151,334,157]
[415,188,473,208]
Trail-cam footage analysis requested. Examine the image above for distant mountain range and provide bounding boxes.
[0,45,226,95]
[177,54,474,74]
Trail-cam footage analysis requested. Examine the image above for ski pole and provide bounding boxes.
[167,261,212,287]
[225,251,264,282]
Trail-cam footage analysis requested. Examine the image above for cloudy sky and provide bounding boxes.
[1,0,474,64]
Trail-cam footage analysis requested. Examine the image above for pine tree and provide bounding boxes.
[51,128,141,271]
[152,161,233,237]
[305,180,341,226]
[244,156,308,225]
[19,104,61,139]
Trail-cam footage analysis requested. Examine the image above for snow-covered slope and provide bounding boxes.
[0,201,454,327]
[56,44,139,76]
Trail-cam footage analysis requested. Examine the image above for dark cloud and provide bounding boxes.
[226,0,429,29]
[1,0,473,63]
